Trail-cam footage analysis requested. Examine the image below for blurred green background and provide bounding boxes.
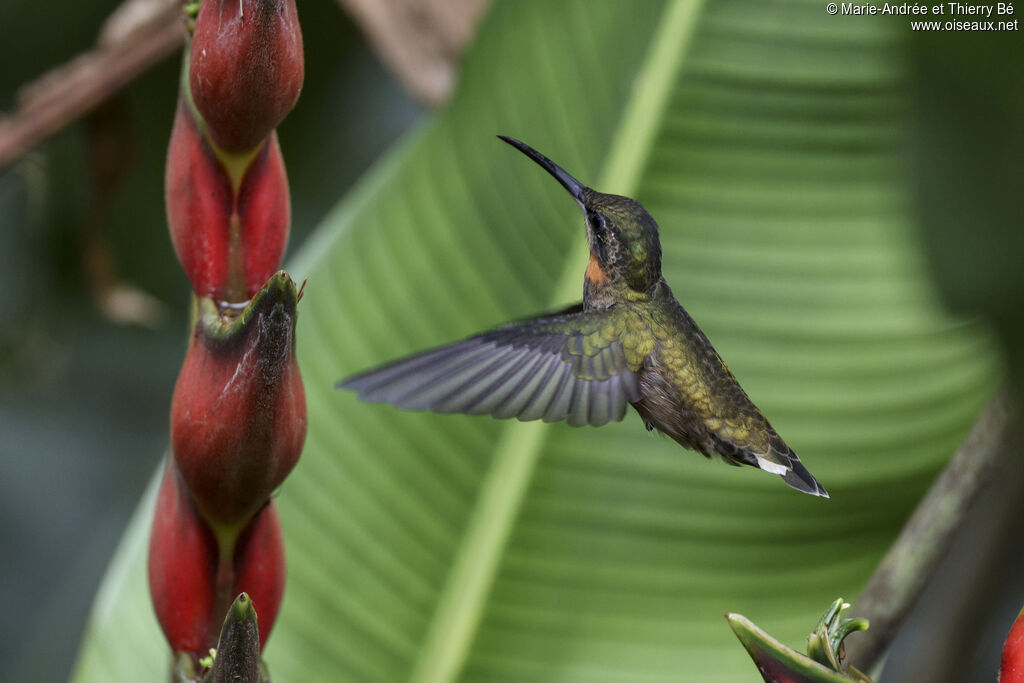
[1,1,1021,682]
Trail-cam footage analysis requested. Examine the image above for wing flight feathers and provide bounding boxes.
[338,306,640,427]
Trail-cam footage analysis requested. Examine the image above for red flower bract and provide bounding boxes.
[148,461,287,657]
[190,0,304,154]
[148,460,218,655]
[233,502,285,650]
[171,272,306,528]
[1001,606,1024,683]
[165,101,290,302]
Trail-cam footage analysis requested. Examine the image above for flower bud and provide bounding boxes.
[171,271,306,527]
[149,460,219,655]
[189,0,304,153]
[727,600,871,683]
[165,101,290,302]
[204,594,261,683]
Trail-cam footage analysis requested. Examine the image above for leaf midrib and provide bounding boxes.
[405,2,706,682]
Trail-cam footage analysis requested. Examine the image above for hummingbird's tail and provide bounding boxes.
[780,457,829,498]
[752,440,828,498]
[705,432,829,498]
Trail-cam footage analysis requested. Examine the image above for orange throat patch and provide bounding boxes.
[585,253,608,285]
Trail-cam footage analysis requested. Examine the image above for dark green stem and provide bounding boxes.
[846,390,1016,672]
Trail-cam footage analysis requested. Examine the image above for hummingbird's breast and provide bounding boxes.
[641,295,774,455]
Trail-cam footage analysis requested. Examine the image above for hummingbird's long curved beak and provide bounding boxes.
[498,135,587,210]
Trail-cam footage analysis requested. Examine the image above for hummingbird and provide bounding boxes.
[338,136,828,497]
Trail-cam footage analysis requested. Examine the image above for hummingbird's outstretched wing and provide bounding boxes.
[338,305,641,427]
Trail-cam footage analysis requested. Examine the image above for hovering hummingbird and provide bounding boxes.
[338,136,828,497]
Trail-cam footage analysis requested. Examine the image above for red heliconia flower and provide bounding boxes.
[171,271,306,528]
[190,0,304,154]
[165,100,290,302]
[1001,606,1024,683]
[153,0,304,671]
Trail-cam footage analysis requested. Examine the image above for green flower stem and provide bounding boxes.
[846,390,1016,672]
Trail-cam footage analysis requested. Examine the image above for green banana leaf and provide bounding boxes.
[72,1,999,681]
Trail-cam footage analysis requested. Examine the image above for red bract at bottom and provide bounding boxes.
[233,501,285,651]
[148,460,286,658]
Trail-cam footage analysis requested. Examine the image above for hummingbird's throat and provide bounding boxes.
[585,253,609,285]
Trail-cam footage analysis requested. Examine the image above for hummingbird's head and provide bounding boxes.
[499,136,662,293]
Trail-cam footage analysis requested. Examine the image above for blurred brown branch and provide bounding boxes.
[0,0,491,168]
[335,0,491,107]
[0,0,184,170]
[847,390,1018,673]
